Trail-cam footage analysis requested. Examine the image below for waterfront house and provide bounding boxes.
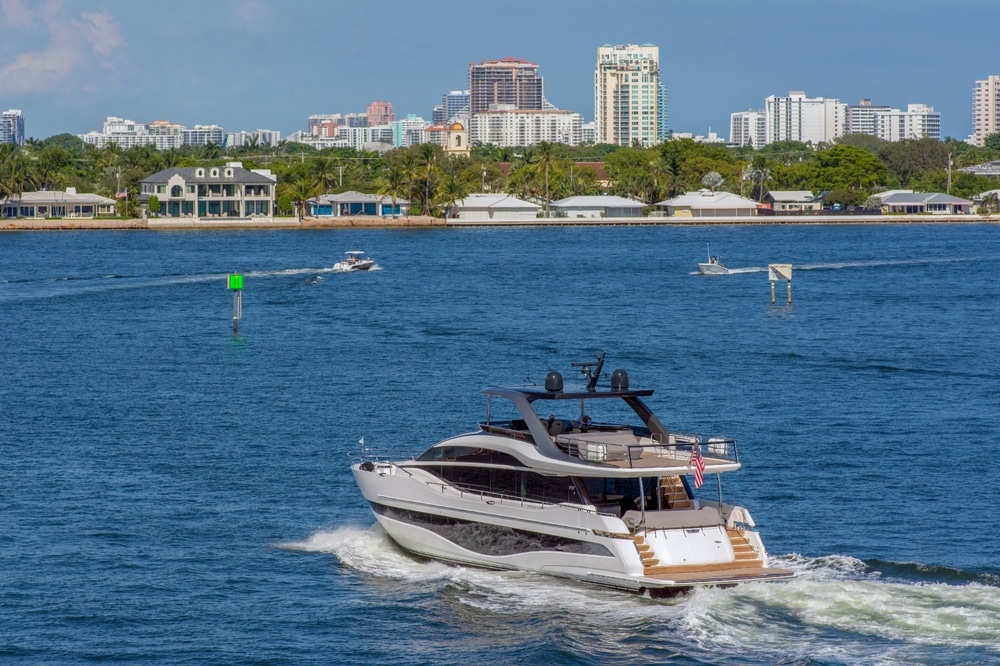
[139,162,276,218]
[655,190,759,217]
[872,190,973,214]
[306,191,410,217]
[453,193,541,220]
[551,195,644,218]
[1,188,116,218]
[763,190,821,212]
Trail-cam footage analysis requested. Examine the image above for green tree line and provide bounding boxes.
[2,132,1000,217]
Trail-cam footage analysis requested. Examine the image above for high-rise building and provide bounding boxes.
[970,75,1000,147]
[765,91,846,145]
[735,96,939,147]
[470,106,582,147]
[227,129,281,148]
[594,44,661,147]
[392,114,430,148]
[366,100,394,127]
[345,113,368,128]
[730,109,767,148]
[433,90,470,124]
[875,104,941,142]
[1,109,25,145]
[78,116,228,149]
[846,98,893,136]
[308,114,342,137]
[657,82,669,141]
[468,58,543,115]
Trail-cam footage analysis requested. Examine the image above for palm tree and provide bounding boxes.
[377,161,408,218]
[312,155,341,193]
[286,178,318,220]
[413,143,439,216]
[436,173,471,219]
[533,141,555,217]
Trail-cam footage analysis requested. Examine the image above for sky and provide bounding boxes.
[1,0,995,142]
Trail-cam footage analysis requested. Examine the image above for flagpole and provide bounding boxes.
[717,474,724,523]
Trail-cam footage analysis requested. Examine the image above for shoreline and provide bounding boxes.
[1,213,997,230]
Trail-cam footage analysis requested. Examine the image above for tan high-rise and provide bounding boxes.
[594,44,660,147]
[970,75,1000,147]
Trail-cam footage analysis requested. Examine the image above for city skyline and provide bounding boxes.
[0,0,994,142]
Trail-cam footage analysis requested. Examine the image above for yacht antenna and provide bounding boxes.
[571,352,606,391]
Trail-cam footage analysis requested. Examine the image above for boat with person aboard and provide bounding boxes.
[698,243,729,275]
[333,251,375,272]
[351,354,793,596]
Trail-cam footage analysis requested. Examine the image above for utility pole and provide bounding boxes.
[545,160,550,218]
[946,153,953,194]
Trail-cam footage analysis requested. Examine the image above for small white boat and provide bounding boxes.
[333,251,375,272]
[698,244,729,275]
[351,354,793,597]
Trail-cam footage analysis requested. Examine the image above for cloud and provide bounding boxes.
[233,0,270,22]
[74,10,127,59]
[0,2,127,94]
[0,0,36,29]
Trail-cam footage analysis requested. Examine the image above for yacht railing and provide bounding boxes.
[555,432,738,467]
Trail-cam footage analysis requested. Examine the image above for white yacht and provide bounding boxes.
[333,251,374,272]
[351,355,793,596]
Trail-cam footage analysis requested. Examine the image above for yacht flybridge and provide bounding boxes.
[351,354,793,596]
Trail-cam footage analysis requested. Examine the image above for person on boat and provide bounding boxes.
[580,415,592,432]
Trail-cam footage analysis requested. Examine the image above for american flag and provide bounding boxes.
[690,444,705,489]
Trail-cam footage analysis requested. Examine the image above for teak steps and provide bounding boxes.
[631,527,764,576]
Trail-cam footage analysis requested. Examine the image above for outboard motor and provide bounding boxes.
[545,371,563,392]
[610,368,629,391]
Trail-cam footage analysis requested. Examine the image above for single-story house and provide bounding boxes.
[959,160,1000,176]
[307,191,410,217]
[453,193,540,221]
[655,190,759,218]
[763,190,821,212]
[551,195,644,218]
[872,190,973,214]
[1,188,116,219]
[974,189,1000,212]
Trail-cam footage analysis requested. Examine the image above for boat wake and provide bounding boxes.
[693,255,994,276]
[285,526,1000,663]
[0,265,382,302]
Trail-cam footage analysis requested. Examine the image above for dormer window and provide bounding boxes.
[195,168,205,178]
[225,168,233,178]
[210,168,219,178]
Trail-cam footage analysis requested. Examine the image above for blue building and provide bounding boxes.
[2,109,25,145]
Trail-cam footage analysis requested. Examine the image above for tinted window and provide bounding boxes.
[417,446,524,467]
[427,466,581,504]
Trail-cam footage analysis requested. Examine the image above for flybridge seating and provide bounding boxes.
[479,355,739,469]
[481,417,738,469]
[554,430,737,469]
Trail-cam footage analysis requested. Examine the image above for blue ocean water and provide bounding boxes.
[1,224,998,665]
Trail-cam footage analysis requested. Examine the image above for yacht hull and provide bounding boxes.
[352,462,792,593]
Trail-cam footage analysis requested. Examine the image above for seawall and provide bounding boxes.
[1,214,997,231]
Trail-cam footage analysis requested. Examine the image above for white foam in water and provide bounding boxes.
[673,553,1000,662]
[288,530,1000,662]
[278,525,454,581]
